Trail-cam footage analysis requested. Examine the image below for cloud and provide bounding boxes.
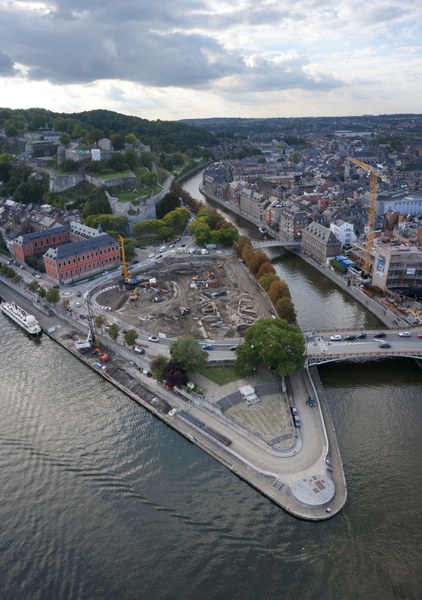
[0,50,15,76]
[220,52,344,93]
[0,0,420,118]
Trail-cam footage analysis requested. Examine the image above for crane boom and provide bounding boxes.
[348,157,383,277]
[118,235,133,282]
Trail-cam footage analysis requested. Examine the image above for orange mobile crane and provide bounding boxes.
[348,157,384,278]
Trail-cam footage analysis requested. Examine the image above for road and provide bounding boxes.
[306,330,422,362]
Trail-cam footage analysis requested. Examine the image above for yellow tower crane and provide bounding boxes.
[348,157,384,277]
[118,235,134,284]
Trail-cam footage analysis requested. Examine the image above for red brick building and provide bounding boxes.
[44,233,120,284]
[12,222,121,284]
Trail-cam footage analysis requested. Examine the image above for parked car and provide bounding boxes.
[379,342,391,348]
[202,344,214,350]
[148,336,159,343]
[79,314,87,319]
[134,346,145,354]
[34,274,42,279]
[330,335,342,341]
[399,331,411,337]
[374,332,386,338]
[290,406,298,416]
[417,332,422,339]
[293,415,301,428]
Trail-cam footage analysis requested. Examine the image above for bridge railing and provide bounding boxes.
[306,349,422,366]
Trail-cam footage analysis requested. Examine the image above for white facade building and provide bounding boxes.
[330,219,356,247]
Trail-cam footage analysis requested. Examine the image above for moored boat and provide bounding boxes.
[0,301,42,335]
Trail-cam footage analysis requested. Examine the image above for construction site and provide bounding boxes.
[92,254,274,340]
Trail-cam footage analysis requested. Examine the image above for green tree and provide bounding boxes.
[59,132,71,146]
[110,133,125,151]
[38,286,46,299]
[169,336,208,372]
[94,314,108,331]
[60,159,77,172]
[189,218,211,246]
[155,192,181,219]
[163,207,191,235]
[84,214,128,233]
[0,152,13,163]
[108,323,119,341]
[4,120,18,137]
[124,148,138,169]
[46,287,60,304]
[85,128,104,145]
[211,226,239,246]
[27,281,40,293]
[124,329,138,346]
[125,134,138,146]
[236,318,304,377]
[140,171,157,188]
[150,354,169,380]
[121,238,136,261]
[108,153,126,171]
[139,151,153,169]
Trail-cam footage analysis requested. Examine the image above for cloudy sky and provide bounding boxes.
[0,0,421,120]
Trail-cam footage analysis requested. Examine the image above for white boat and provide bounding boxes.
[0,301,42,335]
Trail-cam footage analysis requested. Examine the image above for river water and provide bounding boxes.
[0,173,421,600]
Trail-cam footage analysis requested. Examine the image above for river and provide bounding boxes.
[0,172,421,599]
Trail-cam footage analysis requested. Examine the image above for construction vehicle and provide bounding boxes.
[75,328,94,350]
[118,235,138,287]
[91,347,109,362]
[348,157,384,278]
[129,287,138,301]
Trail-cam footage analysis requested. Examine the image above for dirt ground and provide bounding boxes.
[93,255,274,340]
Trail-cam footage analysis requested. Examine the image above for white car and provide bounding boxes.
[76,301,81,307]
[330,335,342,341]
[134,346,145,354]
[148,253,155,258]
[34,274,42,279]
[399,331,411,337]
[148,336,159,343]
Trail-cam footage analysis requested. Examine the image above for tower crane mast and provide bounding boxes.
[348,157,383,277]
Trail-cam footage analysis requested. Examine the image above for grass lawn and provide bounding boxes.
[199,365,242,386]
[102,170,132,180]
[117,191,142,201]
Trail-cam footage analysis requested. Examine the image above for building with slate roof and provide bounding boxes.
[302,222,342,265]
[11,222,120,284]
[44,233,120,284]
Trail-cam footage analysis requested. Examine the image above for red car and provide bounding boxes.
[417,332,422,338]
